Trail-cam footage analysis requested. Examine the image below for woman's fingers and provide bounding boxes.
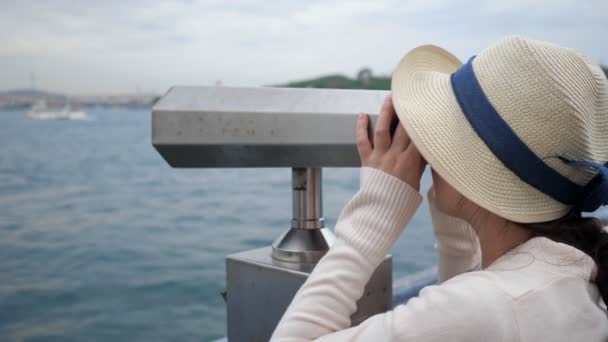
[354,95,427,191]
[394,142,426,190]
[406,142,426,172]
[391,123,410,151]
[374,96,394,152]
[427,185,435,202]
[356,113,372,161]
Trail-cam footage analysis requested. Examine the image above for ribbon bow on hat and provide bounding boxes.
[561,159,608,214]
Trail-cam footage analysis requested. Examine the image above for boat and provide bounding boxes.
[26,99,87,120]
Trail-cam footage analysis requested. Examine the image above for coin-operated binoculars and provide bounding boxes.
[152,86,391,341]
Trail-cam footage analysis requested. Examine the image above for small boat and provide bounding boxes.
[26,99,87,120]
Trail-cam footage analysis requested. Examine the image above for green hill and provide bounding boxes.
[282,68,390,90]
[282,65,608,90]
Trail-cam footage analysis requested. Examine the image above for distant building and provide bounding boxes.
[357,68,373,87]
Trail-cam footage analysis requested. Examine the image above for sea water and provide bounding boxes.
[0,109,436,341]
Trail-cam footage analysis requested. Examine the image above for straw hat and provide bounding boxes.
[391,36,608,223]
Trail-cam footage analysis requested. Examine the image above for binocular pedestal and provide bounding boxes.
[226,248,392,341]
[225,168,393,341]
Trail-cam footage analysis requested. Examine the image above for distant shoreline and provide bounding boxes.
[0,89,159,110]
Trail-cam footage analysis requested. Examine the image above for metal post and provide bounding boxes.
[291,167,324,230]
[272,167,335,267]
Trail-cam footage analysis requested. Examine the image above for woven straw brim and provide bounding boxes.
[391,45,570,223]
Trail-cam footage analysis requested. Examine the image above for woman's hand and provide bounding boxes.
[356,95,426,191]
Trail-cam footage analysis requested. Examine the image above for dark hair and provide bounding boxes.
[524,213,608,303]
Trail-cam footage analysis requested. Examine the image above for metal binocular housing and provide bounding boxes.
[152,86,387,168]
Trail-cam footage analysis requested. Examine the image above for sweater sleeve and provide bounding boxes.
[429,198,481,283]
[271,168,517,342]
[270,167,422,341]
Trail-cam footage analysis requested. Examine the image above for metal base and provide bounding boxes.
[271,227,335,266]
[226,246,392,342]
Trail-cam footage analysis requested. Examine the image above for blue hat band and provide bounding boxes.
[450,57,608,214]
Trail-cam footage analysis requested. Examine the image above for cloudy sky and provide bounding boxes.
[1,0,606,94]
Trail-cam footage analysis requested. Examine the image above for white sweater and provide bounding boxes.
[271,167,608,341]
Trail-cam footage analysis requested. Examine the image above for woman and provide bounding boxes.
[271,36,608,341]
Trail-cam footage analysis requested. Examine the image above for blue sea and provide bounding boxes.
[0,109,437,341]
